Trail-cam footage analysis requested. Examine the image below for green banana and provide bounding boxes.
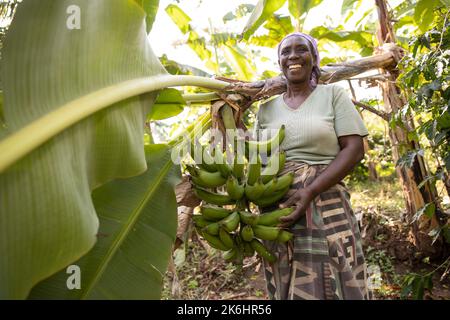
[199,146,218,173]
[257,207,294,226]
[261,151,286,184]
[223,247,237,261]
[274,171,294,192]
[246,153,262,185]
[194,224,204,237]
[261,177,279,197]
[239,211,260,226]
[243,242,255,257]
[244,177,265,201]
[219,227,235,249]
[214,148,233,178]
[220,211,240,233]
[246,124,285,155]
[200,205,233,221]
[232,152,246,180]
[253,186,290,208]
[252,225,281,241]
[276,230,294,243]
[226,175,245,200]
[192,215,213,228]
[194,188,235,206]
[189,140,202,164]
[240,225,254,242]
[233,235,245,265]
[202,232,229,251]
[191,168,226,188]
[220,103,237,130]
[202,222,220,235]
[251,239,277,263]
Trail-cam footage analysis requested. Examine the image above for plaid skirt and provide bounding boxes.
[261,161,372,300]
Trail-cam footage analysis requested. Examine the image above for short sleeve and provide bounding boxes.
[332,85,369,137]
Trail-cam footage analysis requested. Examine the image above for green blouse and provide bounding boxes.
[255,84,368,165]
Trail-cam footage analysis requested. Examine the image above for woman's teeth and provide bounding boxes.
[288,64,302,70]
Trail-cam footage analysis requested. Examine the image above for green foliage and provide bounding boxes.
[0,0,170,298]
[414,0,442,33]
[288,0,322,20]
[398,6,450,242]
[242,0,287,40]
[365,247,402,287]
[165,4,217,71]
[0,0,229,299]
[401,272,433,300]
[134,0,160,33]
[309,26,374,56]
[149,88,186,120]
[29,144,180,299]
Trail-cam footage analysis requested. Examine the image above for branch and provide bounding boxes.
[352,99,390,121]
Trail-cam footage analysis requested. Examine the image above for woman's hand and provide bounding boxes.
[277,187,315,228]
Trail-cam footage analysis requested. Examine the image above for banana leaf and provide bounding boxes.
[29,144,180,299]
[0,0,167,299]
[242,0,287,40]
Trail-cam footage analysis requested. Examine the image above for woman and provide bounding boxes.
[255,32,372,300]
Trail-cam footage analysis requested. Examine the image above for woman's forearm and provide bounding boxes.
[306,136,365,197]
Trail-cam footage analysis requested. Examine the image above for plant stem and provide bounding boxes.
[182,92,220,103]
[0,75,228,173]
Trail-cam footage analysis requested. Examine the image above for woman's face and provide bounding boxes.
[278,36,314,85]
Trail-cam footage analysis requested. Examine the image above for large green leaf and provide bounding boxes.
[148,88,186,120]
[165,3,191,34]
[165,4,216,71]
[288,0,322,20]
[0,0,168,299]
[0,0,228,299]
[242,0,287,40]
[414,0,440,33]
[222,45,256,81]
[309,26,374,55]
[134,0,160,33]
[29,144,180,299]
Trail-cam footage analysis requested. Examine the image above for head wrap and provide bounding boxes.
[277,32,321,87]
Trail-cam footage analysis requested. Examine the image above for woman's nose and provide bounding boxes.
[288,51,300,60]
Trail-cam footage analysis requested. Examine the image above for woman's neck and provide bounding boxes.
[285,81,314,98]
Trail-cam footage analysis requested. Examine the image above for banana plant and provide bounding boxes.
[0,0,227,299]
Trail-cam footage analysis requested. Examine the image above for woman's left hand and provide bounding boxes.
[277,187,315,228]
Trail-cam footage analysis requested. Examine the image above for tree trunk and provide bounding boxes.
[375,0,443,256]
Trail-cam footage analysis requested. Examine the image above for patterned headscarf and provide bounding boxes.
[277,32,321,87]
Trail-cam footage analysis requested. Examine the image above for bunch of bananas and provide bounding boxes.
[187,125,295,265]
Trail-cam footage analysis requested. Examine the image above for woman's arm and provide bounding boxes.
[278,134,365,227]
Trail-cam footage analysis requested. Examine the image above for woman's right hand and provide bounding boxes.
[277,187,315,228]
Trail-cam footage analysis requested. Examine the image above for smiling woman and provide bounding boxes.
[255,32,372,300]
